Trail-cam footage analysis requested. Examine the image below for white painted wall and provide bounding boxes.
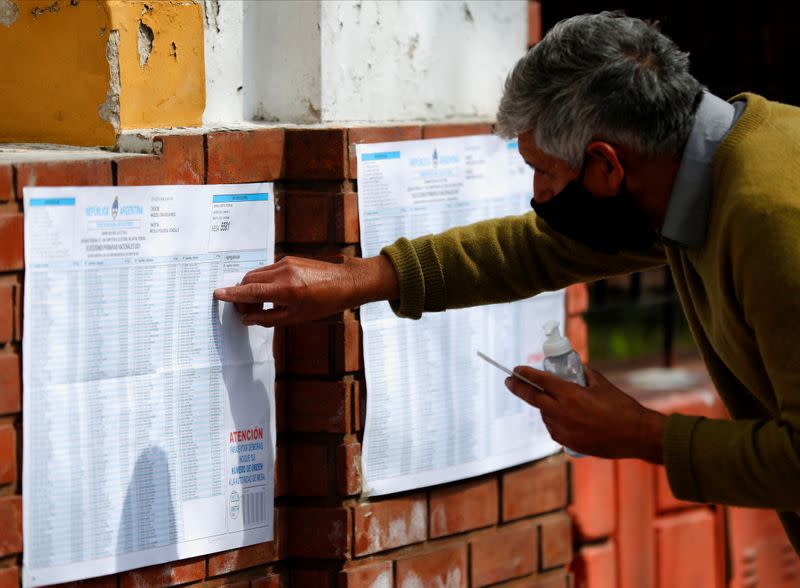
[318,0,527,122]
[202,0,528,125]
[202,0,245,125]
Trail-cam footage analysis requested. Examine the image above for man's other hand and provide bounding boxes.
[213,255,400,327]
[505,365,666,463]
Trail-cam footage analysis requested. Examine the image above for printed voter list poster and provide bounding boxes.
[357,135,564,496]
[22,184,275,587]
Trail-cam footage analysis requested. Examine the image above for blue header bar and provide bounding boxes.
[29,198,76,207]
[212,193,269,203]
[507,140,519,149]
[361,151,401,162]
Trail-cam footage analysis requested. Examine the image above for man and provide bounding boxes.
[215,12,800,551]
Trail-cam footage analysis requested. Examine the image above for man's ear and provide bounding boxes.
[583,141,624,197]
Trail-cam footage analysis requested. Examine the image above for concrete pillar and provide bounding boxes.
[203,0,528,125]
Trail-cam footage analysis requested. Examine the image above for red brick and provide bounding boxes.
[0,426,16,486]
[727,507,797,588]
[0,215,23,271]
[275,444,288,497]
[353,494,427,556]
[285,191,329,243]
[348,126,422,178]
[471,522,538,587]
[252,572,284,588]
[12,284,20,342]
[338,560,392,588]
[396,544,468,588]
[0,354,20,415]
[274,192,286,243]
[502,454,568,521]
[284,128,348,181]
[615,459,655,588]
[273,327,286,375]
[207,508,282,575]
[565,315,588,363]
[208,540,280,576]
[206,128,285,183]
[654,509,718,588]
[429,477,498,538]
[288,443,330,496]
[337,442,361,496]
[291,570,332,587]
[539,512,572,570]
[121,556,205,588]
[528,1,542,46]
[0,165,12,202]
[287,506,351,559]
[15,158,112,199]
[569,456,615,542]
[572,541,617,588]
[0,495,21,556]
[281,379,351,433]
[335,319,361,373]
[499,570,571,588]
[286,322,330,375]
[334,192,359,244]
[354,379,365,432]
[422,123,494,139]
[116,134,205,186]
[565,284,589,316]
[0,285,12,343]
[0,566,18,588]
[52,575,118,588]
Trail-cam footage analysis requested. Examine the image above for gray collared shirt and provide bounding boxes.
[660,92,746,247]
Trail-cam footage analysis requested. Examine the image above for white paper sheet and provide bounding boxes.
[357,136,563,496]
[22,184,275,587]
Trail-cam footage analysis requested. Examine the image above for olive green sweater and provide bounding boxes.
[382,93,800,551]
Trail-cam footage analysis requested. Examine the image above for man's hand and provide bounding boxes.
[213,255,400,327]
[505,365,666,463]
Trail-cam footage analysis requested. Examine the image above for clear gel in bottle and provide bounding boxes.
[542,320,586,457]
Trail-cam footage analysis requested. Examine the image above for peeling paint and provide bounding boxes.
[368,571,392,588]
[98,29,120,132]
[137,20,154,68]
[203,0,220,33]
[0,0,19,27]
[462,2,474,23]
[406,33,419,60]
[400,569,463,588]
[31,0,59,18]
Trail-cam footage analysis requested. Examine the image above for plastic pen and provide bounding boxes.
[476,351,545,392]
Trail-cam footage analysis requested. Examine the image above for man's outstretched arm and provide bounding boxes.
[213,254,399,327]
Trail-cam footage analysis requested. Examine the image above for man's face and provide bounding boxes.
[515,130,659,253]
[517,130,581,203]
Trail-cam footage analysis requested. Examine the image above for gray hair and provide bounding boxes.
[496,12,703,168]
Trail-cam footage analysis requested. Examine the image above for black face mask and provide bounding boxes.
[530,173,658,254]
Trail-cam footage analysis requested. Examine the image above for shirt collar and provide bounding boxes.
[660,91,743,247]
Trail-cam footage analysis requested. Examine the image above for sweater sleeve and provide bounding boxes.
[380,211,666,319]
[663,200,800,509]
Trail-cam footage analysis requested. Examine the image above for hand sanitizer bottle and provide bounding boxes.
[542,320,586,457]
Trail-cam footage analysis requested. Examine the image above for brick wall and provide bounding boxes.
[0,122,579,587]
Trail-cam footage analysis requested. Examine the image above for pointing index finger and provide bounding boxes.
[213,282,278,303]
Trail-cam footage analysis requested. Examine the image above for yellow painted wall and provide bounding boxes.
[0,0,116,146]
[0,0,205,147]
[107,0,205,130]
